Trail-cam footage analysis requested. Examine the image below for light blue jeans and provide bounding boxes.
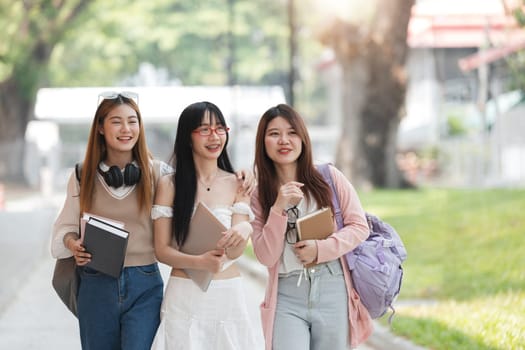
[273,259,350,350]
[77,263,163,350]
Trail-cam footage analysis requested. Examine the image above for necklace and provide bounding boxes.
[198,171,218,191]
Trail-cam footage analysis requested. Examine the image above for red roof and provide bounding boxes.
[458,38,525,71]
[408,0,524,48]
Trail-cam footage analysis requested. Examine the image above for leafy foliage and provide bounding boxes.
[47,0,291,87]
[1,0,338,181]
[446,115,467,136]
[508,1,525,92]
[0,0,90,97]
[513,1,525,27]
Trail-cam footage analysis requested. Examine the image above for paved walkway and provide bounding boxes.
[0,190,266,349]
[0,254,81,348]
[0,252,268,349]
[0,187,425,350]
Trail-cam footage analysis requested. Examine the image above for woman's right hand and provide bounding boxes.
[273,181,304,212]
[200,248,226,273]
[66,237,91,266]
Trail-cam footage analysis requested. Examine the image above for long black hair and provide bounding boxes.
[171,101,234,246]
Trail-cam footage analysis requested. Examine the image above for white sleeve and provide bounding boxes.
[230,202,255,222]
[159,162,174,177]
[151,205,173,220]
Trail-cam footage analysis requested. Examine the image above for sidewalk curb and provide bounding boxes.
[238,255,427,350]
[366,321,428,350]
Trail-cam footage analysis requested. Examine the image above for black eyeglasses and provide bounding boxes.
[285,206,299,244]
[98,91,139,106]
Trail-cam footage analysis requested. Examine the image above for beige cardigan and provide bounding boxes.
[51,160,164,267]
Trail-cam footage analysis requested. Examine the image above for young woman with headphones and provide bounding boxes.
[51,91,167,349]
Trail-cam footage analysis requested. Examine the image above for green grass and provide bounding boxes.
[244,188,525,349]
[359,188,525,350]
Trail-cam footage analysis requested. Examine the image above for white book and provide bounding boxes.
[87,218,128,239]
[81,212,124,238]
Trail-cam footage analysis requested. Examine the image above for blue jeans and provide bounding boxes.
[77,263,163,350]
[273,260,350,350]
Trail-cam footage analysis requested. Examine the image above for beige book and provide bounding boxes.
[180,202,227,292]
[296,207,335,241]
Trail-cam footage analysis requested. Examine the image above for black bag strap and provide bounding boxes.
[74,162,83,184]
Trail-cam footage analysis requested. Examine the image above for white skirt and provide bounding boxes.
[151,276,261,350]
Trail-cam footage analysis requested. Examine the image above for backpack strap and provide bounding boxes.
[316,163,344,230]
[74,162,83,185]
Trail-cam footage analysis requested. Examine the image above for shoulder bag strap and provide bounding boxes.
[317,163,344,230]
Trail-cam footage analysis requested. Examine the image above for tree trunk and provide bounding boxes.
[0,78,32,183]
[321,0,414,188]
[0,0,90,184]
[360,40,407,187]
[336,56,371,188]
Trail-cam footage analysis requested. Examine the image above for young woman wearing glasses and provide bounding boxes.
[150,101,262,349]
[250,104,373,350]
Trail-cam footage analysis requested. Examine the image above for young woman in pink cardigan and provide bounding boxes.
[250,104,374,349]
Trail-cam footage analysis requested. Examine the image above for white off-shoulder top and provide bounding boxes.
[151,202,254,226]
[151,202,254,272]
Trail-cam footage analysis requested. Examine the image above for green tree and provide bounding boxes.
[0,0,292,182]
[48,0,290,87]
[0,0,90,181]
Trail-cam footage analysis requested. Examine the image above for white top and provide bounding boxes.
[151,202,254,224]
[279,198,320,274]
[151,203,255,272]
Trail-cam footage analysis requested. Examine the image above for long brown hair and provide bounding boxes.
[79,95,153,213]
[254,104,333,219]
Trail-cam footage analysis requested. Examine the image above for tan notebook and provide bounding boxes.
[296,207,334,241]
[180,202,227,292]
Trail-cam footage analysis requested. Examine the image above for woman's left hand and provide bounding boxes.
[216,221,252,249]
[235,169,256,196]
[294,240,318,265]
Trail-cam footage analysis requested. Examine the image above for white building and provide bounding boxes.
[317,0,525,187]
[28,85,286,189]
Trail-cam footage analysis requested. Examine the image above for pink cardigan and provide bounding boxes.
[250,165,373,349]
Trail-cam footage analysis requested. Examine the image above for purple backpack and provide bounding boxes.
[317,164,407,321]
